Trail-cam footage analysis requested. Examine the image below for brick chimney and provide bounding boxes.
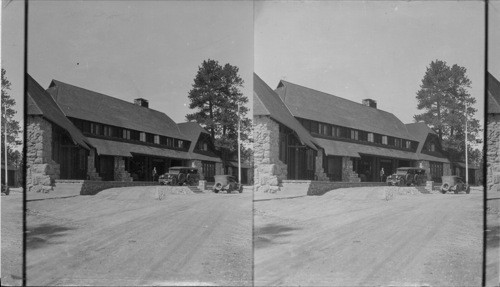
[362,99,377,109]
[134,98,149,108]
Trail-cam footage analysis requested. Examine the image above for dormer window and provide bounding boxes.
[140,132,146,142]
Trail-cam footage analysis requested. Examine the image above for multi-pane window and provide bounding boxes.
[154,135,160,144]
[139,132,146,142]
[122,129,130,140]
[395,138,402,148]
[382,136,388,145]
[405,140,411,149]
[331,126,338,137]
[318,123,328,135]
[350,130,359,140]
[177,140,184,148]
[167,137,173,147]
[368,133,374,142]
[103,126,111,137]
[90,123,101,135]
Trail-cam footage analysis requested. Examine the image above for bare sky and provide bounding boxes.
[490,1,500,79]
[24,0,253,124]
[255,1,485,130]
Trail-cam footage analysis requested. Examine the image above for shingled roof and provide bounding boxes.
[488,72,500,114]
[177,122,222,162]
[47,80,190,141]
[405,122,449,163]
[275,80,416,141]
[27,74,90,150]
[254,74,317,150]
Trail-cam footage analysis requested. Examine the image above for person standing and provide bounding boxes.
[380,168,385,182]
[152,167,158,182]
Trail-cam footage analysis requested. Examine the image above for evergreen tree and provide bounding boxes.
[186,59,252,157]
[1,68,22,167]
[414,60,481,162]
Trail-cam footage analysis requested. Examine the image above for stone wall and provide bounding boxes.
[315,150,329,181]
[86,149,101,180]
[114,156,133,181]
[342,157,360,182]
[487,114,500,192]
[26,116,60,193]
[281,180,387,196]
[253,116,287,193]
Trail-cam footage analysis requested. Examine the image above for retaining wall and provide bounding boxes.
[55,180,160,195]
[281,180,387,196]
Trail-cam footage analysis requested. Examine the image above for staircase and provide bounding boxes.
[187,186,204,193]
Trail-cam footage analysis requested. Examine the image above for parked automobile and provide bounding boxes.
[159,167,200,186]
[1,184,9,195]
[386,167,427,186]
[440,175,470,194]
[213,175,242,193]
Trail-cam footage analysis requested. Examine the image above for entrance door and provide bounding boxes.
[98,156,115,181]
[326,156,342,181]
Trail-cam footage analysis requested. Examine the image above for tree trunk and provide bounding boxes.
[209,101,215,139]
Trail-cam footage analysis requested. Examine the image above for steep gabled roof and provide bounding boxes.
[488,72,500,114]
[276,80,416,141]
[254,74,317,150]
[27,74,90,150]
[47,80,190,141]
[405,122,449,163]
[177,122,222,162]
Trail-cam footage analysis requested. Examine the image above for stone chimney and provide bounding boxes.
[134,98,149,108]
[362,99,377,109]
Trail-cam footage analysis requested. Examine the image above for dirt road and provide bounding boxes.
[26,186,252,286]
[254,186,483,286]
[1,189,24,286]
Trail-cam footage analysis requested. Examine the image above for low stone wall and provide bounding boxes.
[281,180,387,196]
[54,180,160,195]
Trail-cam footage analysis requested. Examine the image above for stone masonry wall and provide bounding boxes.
[114,156,133,181]
[342,157,361,182]
[315,150,329,181]
[253,116,287,193]
[87,149,101,180]
[487,114,500,192]
[26,116,60,193]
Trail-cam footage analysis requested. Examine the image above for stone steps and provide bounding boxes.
[186,186,204,193]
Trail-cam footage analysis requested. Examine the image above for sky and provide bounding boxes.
[490,1,500,79]
[255,1,486,133]
[21,0,253,124]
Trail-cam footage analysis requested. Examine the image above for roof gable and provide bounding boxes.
[27,74,90,150]
[276,80,416,141]
[488,72,500,114]
[47,80,189,141]
[177,122,210,153]
[254,74,317,150]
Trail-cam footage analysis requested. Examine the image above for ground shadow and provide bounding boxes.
[26,223,76,250]
[254,223,301,249]
[487,225,500,249]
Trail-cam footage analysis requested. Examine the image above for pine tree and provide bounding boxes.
[1,68,22,167]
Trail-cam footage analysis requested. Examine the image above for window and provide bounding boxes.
[103,126,111,137]
[146,133,154,143]
[430,143,436,152]
[350,130,359,140]
[331,126,339,137]
[122,129,130,140]
[167,137,173,147]
[368,133,374,142]
[382,136,388,145]
[310,121,319,133]
[154,135,160,144]
[177,140,184,148]
[140,132,146,142]
[279,131,287,162]
[90,123,101,135]
[405,140,411,149]
[395,138,401,148]
[130,130,140,141]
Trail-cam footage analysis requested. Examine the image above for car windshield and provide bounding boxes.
[168,170,180,174]
[396,170,408,175]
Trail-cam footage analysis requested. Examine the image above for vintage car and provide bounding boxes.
[213,175,242,193]
[386,167,427,186]
[440,175,470,194]
[1,184,9,196]
[159,167,200,186]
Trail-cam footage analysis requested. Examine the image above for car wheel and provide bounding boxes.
[398,179,405,186]
[213,182,222,193]
[441,183,449,194]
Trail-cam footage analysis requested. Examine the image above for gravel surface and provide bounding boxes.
[1,189,24,286]
[26,186,252,286]
[254,186,483,286]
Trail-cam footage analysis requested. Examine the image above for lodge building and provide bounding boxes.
[254,73,452,192]
[487,72,500,192]
[27,74,223,193]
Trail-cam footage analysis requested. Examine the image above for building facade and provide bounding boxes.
[27,75,222,192]
[254,74,452,191]
[487,72,500,192]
